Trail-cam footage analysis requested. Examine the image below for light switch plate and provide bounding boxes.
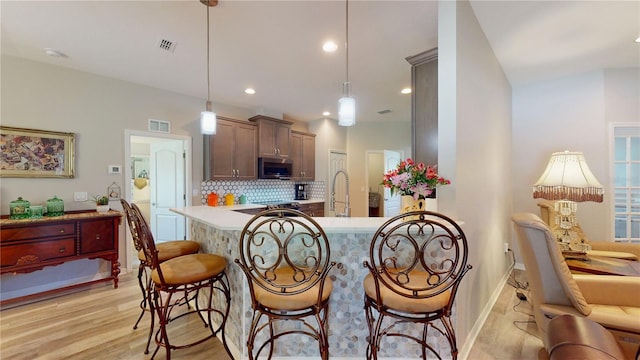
[74,192,88,202]
[108,165,121,174]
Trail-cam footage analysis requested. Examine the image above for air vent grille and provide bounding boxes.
[158,39,176,52]
[148,119,171,133]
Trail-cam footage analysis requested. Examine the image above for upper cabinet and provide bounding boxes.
[209,117,257,180]
[406,48,438,167]
[290,131,316,181]
[249,115,292,158]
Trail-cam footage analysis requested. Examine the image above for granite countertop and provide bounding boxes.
[1,210,122,226]
[171,200,391,233]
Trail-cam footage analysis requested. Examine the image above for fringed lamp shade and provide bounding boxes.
[533,151,604,203]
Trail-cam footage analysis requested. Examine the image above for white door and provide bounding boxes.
[383,150,402,217]
[150,140,186,243]
[329,151,348,216]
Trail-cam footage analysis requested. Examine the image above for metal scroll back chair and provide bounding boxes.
[132,202,232,360]
[119,199,201,354]
[363,210,472,360]
[235,208,336,360]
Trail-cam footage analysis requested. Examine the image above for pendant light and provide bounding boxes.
[338,0,355,126]
[200,0,217,135]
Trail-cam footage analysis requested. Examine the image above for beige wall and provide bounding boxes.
[0,55,255,300]
[346,122,411,217]
[439,1,514,355]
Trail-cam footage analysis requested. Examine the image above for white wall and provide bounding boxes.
[439,1,514,355]
[512,68,639,244]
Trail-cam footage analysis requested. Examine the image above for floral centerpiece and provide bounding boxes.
[381,158,451,200]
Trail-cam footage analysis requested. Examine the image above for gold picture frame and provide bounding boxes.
[0,126,75,178]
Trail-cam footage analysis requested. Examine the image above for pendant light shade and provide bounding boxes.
[338,87,355,126]
[200,101,216,135]
[338,0,355,127]
[200,1,217,135]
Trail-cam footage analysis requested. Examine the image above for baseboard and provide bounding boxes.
[458,267,512,360]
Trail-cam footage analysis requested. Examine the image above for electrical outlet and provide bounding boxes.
[504,242,509,253]
[74,192,88,202]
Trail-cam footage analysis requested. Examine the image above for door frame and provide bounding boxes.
[124,129,192,271]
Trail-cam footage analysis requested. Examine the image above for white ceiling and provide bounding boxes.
[2,1,638,123]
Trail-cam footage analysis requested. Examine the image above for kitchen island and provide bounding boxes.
[171,203,456,359]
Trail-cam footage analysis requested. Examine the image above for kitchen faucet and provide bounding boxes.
[330,169,350,217]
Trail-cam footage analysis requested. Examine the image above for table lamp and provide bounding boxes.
[533,151,604,253]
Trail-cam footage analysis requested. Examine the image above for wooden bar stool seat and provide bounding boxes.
[138,241,201,263]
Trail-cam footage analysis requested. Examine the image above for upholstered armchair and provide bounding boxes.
[512,213,640,360]
[538,200,639,260]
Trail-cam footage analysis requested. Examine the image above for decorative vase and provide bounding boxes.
[401,195,424,214]
[96,205,110,213]
[401,193,438,220]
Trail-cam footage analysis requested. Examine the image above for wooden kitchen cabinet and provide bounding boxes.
[249,115,292,158]
[209,117,257,180]
[291,130,316,181]
[0,210,121,305]
[298,202,324,217]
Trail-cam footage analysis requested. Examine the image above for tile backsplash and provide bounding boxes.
[200,180,325,205]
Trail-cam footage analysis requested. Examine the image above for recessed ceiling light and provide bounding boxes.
[244,88,256,95]
[322,41,338,53]
[44,48,68,58]
[322,111,331,116]
[401,87,412,94]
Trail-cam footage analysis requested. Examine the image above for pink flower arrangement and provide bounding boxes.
[381,158,451,199]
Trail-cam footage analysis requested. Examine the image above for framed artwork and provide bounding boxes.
[0,126,75,178]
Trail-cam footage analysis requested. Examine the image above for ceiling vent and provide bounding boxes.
[148,119,171,133]
[158,39,176,52]
[377,109,392,115]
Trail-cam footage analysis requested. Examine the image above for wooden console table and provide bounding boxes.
[565,255,640,276]
[0,210,122,305]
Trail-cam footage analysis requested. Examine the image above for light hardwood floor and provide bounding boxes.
[1,270,541,359]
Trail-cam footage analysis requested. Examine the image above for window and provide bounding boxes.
[612,125,640,243]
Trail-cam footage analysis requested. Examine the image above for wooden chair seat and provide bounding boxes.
[151,253,226,285]
[364,272,451,314]
[138,241,200,263]
[254,267,333,311]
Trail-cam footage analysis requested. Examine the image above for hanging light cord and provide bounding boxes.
[206,5,211,103]
[345,0,349,86]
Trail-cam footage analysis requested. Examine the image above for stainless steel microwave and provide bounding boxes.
[258,157,293,179]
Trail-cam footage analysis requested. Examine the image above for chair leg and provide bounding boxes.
[152,289,174,360]
[133,264,147,330]
[421,323,429,360]
[246,310,260,360]
[145,277,155,355]
[316,304,330,360]
[441,315,458,360]
[365,300,384,360]
[212,273,233,359]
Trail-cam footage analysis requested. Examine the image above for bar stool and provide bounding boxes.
[235,208,335,359]
[131,202,232,360]
[120,199,202,354]
[363,210,472,359]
